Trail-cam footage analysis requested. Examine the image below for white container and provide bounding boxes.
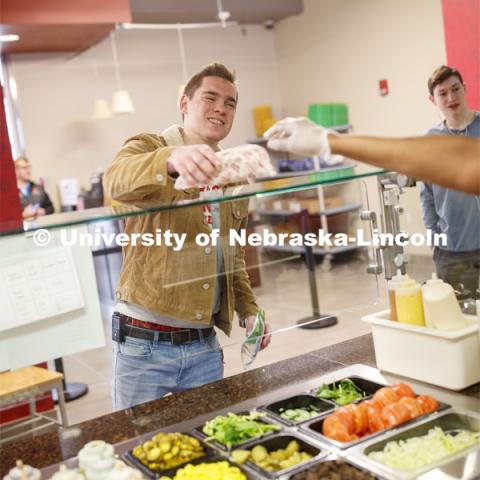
[362,309,480,390]
[422,273,467,330]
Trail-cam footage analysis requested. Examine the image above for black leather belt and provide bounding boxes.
[123,323,214,346]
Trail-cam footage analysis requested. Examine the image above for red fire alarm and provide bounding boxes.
[379,79,389,96]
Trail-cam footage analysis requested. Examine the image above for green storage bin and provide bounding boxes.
[308,103,349,127]
[332,103,348,126]
[308,103,333,127]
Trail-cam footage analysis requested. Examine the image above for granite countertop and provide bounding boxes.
[1,334,478,475]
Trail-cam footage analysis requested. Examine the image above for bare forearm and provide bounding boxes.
[329,134,480,194]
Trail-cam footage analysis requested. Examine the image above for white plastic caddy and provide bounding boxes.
[362,310,480,390]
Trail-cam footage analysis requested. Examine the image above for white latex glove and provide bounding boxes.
[264,117,334,159]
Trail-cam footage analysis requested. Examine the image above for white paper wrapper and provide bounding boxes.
[174,144,276,190]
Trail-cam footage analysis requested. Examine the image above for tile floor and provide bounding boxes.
[61,250,435,425]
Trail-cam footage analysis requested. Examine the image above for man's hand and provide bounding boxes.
[245,316,272,350]
[36,208,47,216]
[264,117,332,158]
[167,145,221,187]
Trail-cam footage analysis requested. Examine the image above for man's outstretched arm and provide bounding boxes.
[265,117,479,194]
[329,134,479,195]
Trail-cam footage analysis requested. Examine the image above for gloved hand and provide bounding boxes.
[264,117,334,158]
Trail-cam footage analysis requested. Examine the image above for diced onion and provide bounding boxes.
[367,427,480,470]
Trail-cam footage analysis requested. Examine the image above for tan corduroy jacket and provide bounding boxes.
[103,125,258,336]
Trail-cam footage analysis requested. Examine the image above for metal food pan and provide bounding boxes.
[122,433,215,479]
[285,457,382,480]
[299,400,451,451]
[351,409,480,480]
[261,394,335,426]
[192,410,282,452]
[154,455,257,480]
[231,433,328,479]
[310,375,386,406]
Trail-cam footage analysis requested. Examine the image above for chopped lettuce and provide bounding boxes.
[368,427,480,470]
[202,412,280,449]
[315,379,366,405]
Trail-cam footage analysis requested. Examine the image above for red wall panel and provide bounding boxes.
[0,0,131,24]
[0,85,23,233]
[442,0,480,110]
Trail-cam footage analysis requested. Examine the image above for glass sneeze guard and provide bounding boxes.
[0,162,386,236]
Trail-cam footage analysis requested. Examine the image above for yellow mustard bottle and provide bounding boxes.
[395,275,425,326]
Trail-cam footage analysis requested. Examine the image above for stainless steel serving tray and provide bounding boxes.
[283,454,384,480]
[38,365,480,480]
[299,399,451,452]
[259,394,335,427]
[230,431,329,479]
[348,409,480,480]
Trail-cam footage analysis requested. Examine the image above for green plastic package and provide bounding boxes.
[241,309,266,369]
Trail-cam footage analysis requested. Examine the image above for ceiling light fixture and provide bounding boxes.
[110,30,135,114]
[92,60,112,120]
[176,25,188,101]
[0,34,20,43]
[216,0,231,28]
[119,22,237,30]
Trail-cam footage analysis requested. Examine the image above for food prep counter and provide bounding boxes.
[1,334,479,479]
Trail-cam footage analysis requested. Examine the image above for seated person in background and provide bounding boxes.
[420,66,480,297]
[15,157,54,219]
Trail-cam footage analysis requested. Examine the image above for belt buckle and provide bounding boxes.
[171,329,191,346]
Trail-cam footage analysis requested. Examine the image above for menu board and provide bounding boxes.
[0,226,105,370]
[0,247,84,331]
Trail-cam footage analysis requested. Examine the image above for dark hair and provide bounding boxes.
[183,62,237,99]
[428,65,464,96]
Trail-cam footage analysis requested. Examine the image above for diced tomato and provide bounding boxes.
[345,403,368,436]
[381,401,412,428]
[334,407,355,434]
[373,387,399,409]
[416,395,439,414]
[364,398,383,412]
[363,400,385,433]
[392,383,416,399]
[398,397,423,418]
[363,400,383,430]
[322,415,353,442]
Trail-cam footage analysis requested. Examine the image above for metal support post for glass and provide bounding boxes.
[296,209,338,329]
[52,358,88,403]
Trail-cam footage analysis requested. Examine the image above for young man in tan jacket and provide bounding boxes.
[104,63,270,410]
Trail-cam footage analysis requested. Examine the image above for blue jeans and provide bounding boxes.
[112,329,224,410]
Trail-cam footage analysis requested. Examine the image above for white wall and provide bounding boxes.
[9,25,282,208]
[272,0,447,255]
[273,0,446,134]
